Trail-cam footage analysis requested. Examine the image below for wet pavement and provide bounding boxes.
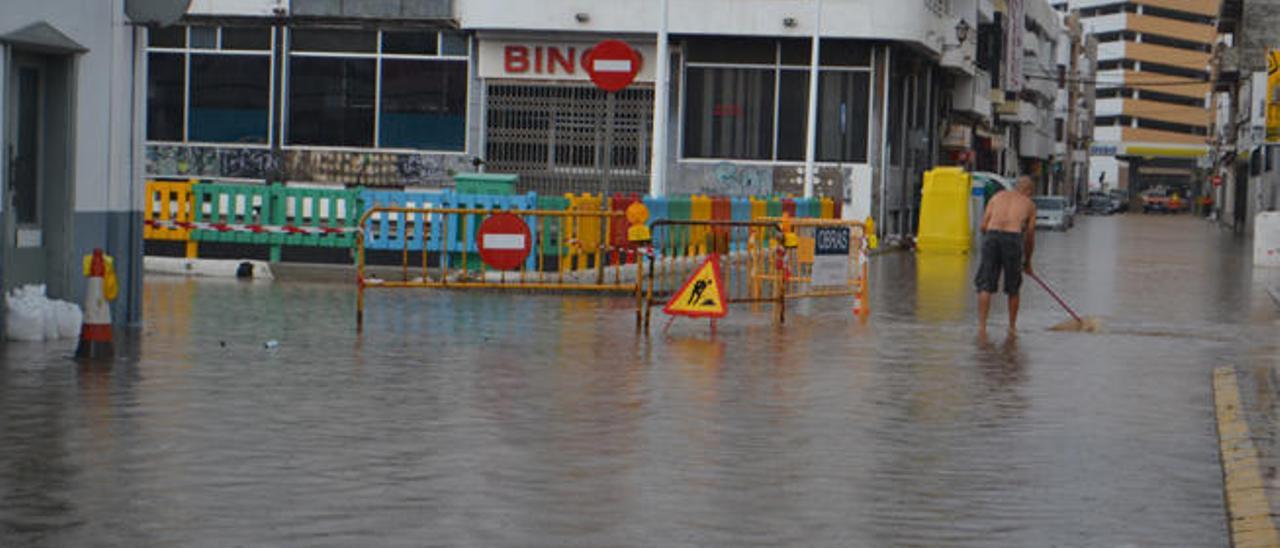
[3,214,1278,547]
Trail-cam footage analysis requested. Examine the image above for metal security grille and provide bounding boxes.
[485,82,653,196]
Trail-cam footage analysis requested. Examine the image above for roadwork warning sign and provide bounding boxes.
[664,255,727,318]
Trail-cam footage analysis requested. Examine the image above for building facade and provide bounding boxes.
[151,0,1061,240]
[1,0,155,335]
[1057,0,1220,196]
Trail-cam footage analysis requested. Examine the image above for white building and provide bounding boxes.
[0,0,167,336]
[148,0,1061,239]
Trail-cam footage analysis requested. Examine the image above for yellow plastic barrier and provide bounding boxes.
[690,194,713,256]
[916,167,972,254]
[562,193,605,271]
[820,197,835,219]
[749,196,767,220]
[144,179,198,258]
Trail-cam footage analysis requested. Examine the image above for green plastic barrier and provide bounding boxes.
[274,186,365,249]
[766,197,783,218]
[192,183,279,259]
[536,195,570,259]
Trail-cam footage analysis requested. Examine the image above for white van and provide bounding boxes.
[1033,196,1071,231]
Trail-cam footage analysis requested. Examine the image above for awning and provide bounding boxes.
[0,22,87,55]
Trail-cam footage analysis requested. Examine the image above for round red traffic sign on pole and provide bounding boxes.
[584,39,643,92]
[477,213,532,271]
[1212,175,1223,187]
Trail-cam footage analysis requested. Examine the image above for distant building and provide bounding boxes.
[1054,0,1221,197]
[0,0,157,336]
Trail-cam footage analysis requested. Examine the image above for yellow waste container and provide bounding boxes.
[916,167,972,254]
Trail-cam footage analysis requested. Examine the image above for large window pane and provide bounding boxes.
[148,26,185,48]
[288,57,375,146]
[147,52,184,141]
[683,67,774,160]
[223,27,271,50]
[817,71,870,162]
[776,70,809,161]
[290,29,376,53]
[189,54,270,143]
[685,37,775,64]
[382,30,437,55]
[379,59,467,150]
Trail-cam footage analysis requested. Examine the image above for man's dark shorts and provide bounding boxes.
[974,231,1024,295]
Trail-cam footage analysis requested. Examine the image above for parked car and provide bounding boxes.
[1140,186,1189,214]
[1108,189,1130,213]
[972,172,1015,200]
[1033,195,1072,230]
[1087,191,1125,215]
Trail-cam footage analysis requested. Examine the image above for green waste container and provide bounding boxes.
[454,173,518,195]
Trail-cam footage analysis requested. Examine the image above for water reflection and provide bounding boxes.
[0,216,1258,546]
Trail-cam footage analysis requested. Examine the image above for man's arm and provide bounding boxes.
[1023,204,1036,272]
[980,196,995,232]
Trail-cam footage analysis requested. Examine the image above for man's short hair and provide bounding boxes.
[1016,176,1035,192]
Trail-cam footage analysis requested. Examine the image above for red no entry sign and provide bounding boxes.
[477,213,532,271]
[584,39,642,92]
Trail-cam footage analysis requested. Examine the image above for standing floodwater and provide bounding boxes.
[2,215,1274,547]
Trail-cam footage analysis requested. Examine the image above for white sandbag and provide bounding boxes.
[41,303,58,340]
[54,301,82,339]
[5,289,46,342]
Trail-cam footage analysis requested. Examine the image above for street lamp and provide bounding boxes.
[955,19,971,45]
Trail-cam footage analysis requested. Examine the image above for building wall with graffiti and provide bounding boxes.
[146,145,474,187]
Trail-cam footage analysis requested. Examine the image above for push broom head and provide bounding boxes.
[1049,316,1102,332]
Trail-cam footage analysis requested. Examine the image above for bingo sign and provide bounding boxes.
[812,227,851,287]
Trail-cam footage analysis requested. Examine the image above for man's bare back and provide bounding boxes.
[982,189,1036,234]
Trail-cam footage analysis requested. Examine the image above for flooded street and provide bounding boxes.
[3,214,1276,547]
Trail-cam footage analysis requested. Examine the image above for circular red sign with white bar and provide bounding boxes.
[584,39,642,92]
[477,213,532,271]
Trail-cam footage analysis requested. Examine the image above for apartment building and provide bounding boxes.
[1055,0,1220,194]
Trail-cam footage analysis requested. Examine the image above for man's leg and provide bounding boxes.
[978,291,993,333]
[1008,293,1020,333]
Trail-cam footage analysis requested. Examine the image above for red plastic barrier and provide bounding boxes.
[711,196,733,253]
[782,198,797,218]
[832,200,843,220]
[609,193,641,264]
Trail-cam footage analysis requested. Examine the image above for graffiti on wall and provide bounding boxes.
[672,161,847,199]
[146,145,474,187]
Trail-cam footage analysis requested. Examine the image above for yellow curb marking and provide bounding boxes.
[1214,366,1280,548]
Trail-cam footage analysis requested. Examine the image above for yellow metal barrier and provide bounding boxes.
[356,206,633,332]
[144,179,197,258]
[763,217,871,315]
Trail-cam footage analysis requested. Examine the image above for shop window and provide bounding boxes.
[288,57,376,147]
[816,71,870,163]
[290,29,376,53]
[147,52,185,141]
[776,70,810,161]
[379,59,467,150]
[683,67,775,160]
[190,55,270,143]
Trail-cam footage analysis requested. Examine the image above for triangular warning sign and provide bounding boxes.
[664,255,727,318]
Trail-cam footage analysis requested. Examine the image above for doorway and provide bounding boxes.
[4,50,74,296]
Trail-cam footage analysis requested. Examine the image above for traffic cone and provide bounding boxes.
[76,249,113,360]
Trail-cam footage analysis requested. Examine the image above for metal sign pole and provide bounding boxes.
[604,91,616,200]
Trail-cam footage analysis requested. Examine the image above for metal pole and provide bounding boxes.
[649,0,671,197]
[803,0,823,199]
[604,91,615,198]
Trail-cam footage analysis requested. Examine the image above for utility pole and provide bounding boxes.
[649,0,670,197]
[803,0,822,198]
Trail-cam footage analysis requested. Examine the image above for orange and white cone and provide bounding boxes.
[75,249,113,360]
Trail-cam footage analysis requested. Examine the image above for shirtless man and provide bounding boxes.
[976,176,1037,334]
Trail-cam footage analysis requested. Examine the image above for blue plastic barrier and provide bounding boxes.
[361,190,444,251]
